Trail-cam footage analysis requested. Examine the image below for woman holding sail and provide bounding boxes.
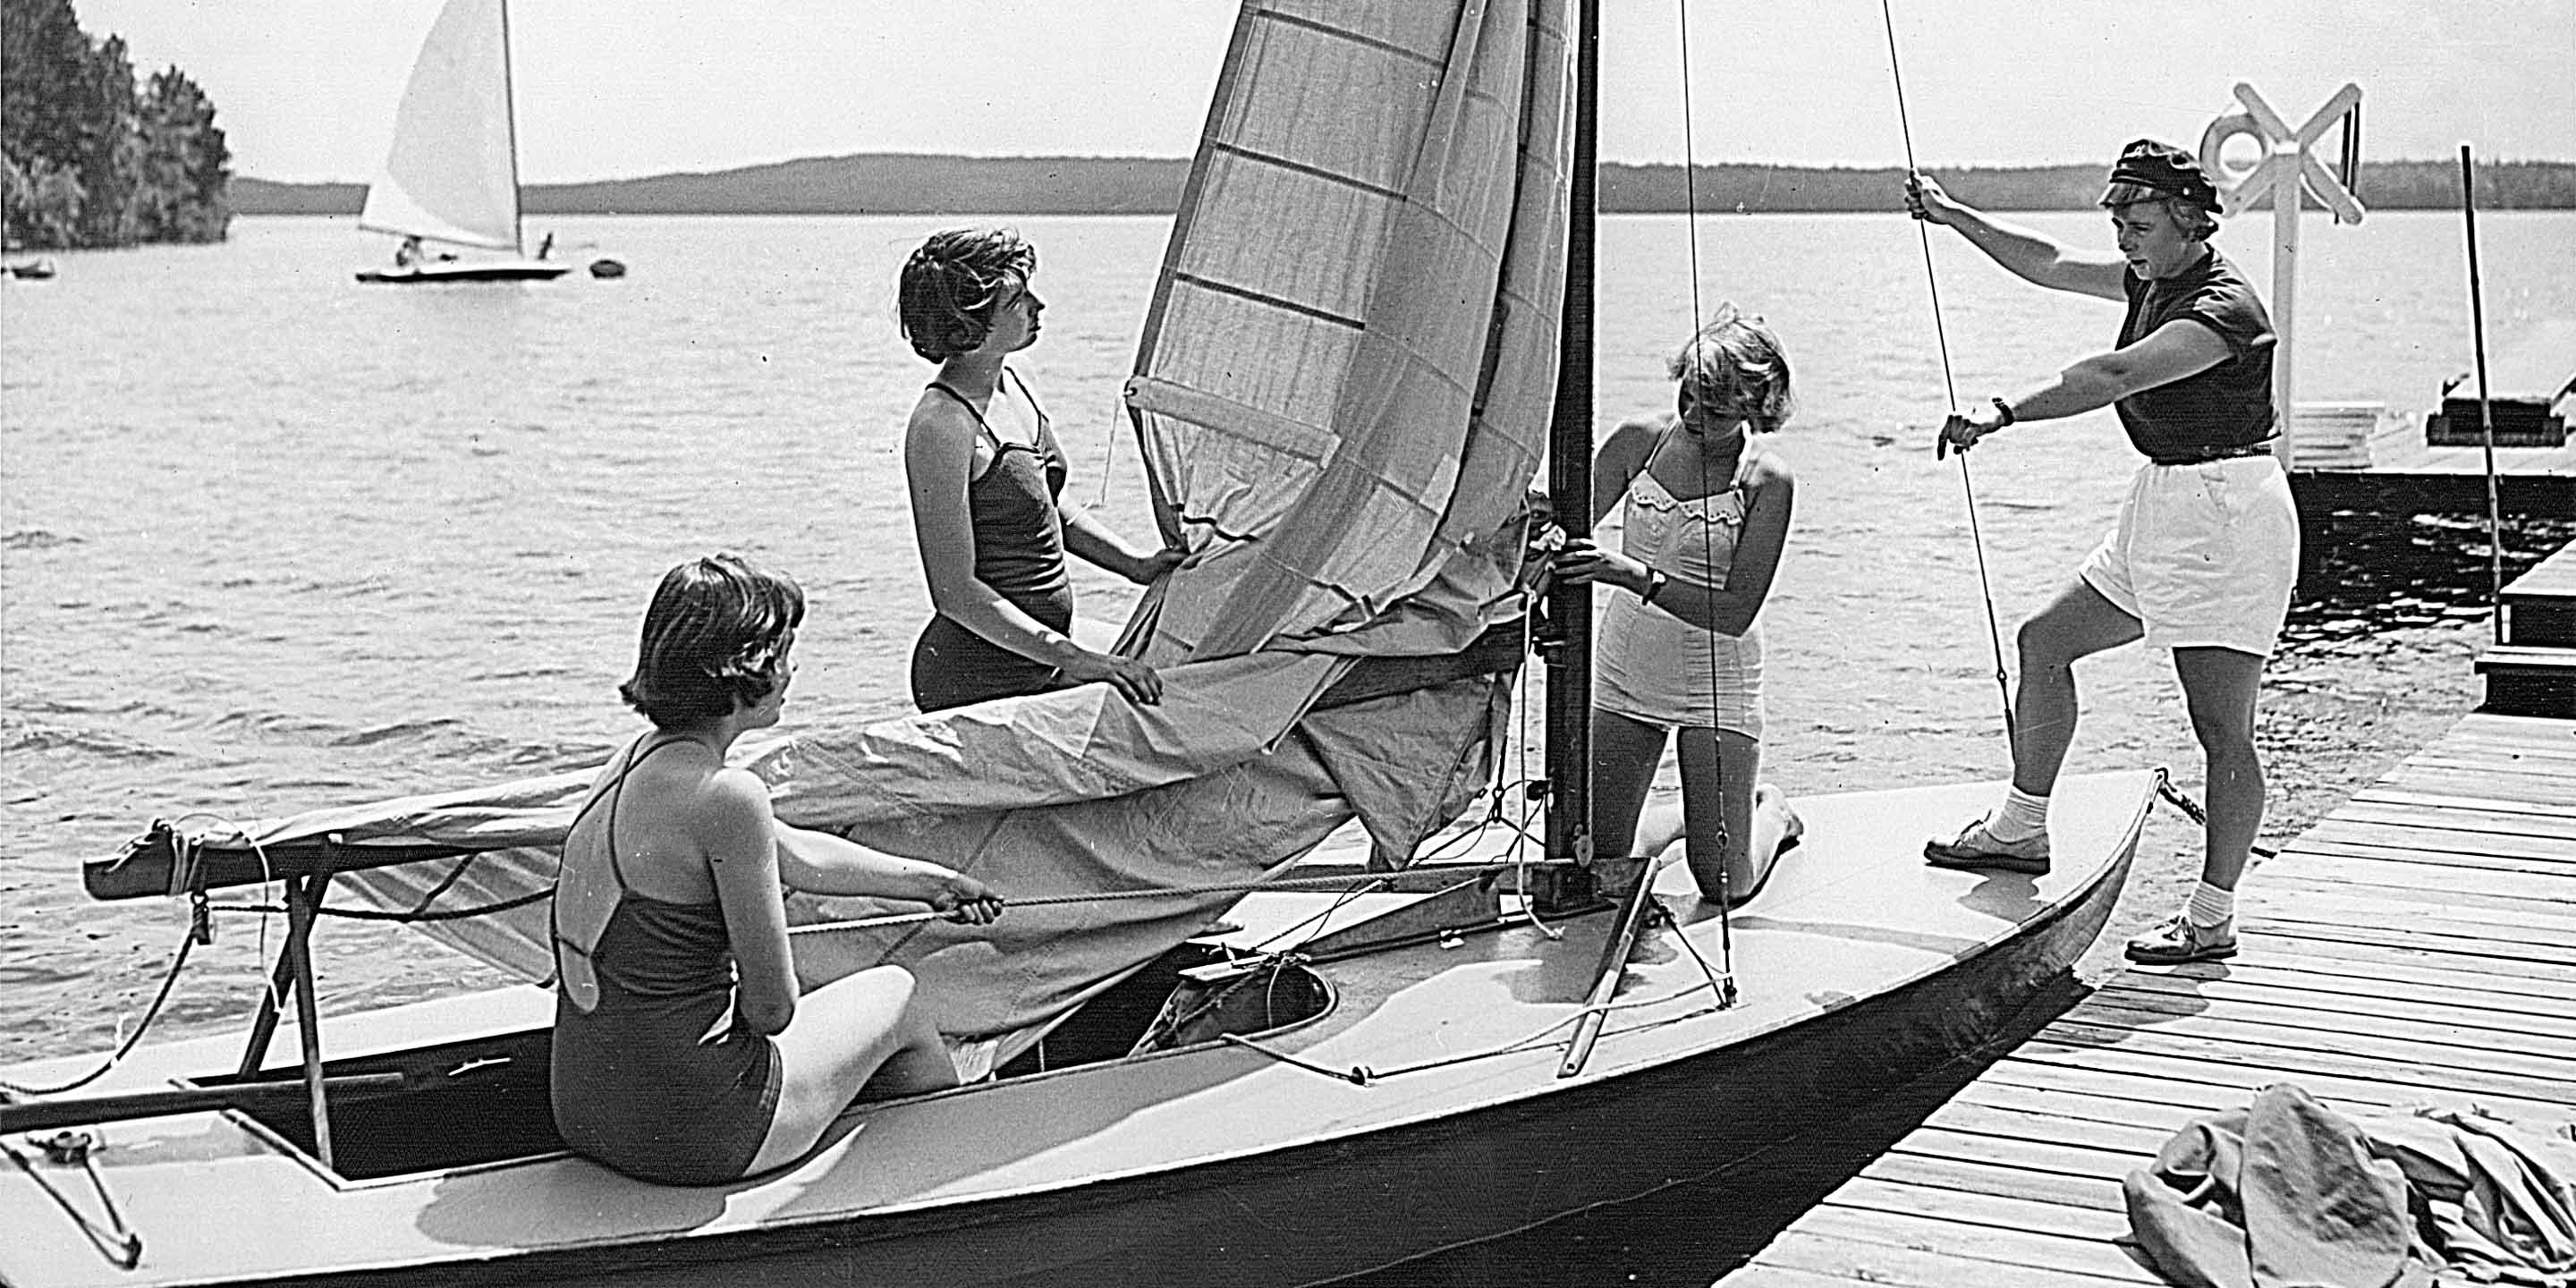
[1905,140,2297,967]
[1553,309,1803,907]
[895,229,1184,712]
[550,554,1003,1185]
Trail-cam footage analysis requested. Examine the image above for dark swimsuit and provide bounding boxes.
[550,736,784,1185]
[910,369,1075,712]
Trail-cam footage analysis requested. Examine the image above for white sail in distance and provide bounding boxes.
[359,0,523,251]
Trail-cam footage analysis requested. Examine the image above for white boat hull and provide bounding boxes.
[0,771,2152,1287]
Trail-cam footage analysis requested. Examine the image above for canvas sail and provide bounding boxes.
[1128,0,1572,663]
[242,0,1576,1065]
[359,0,523,251]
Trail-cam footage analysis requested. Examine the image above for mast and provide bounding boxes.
[497,0,525,256]
[1543,0,1598,867]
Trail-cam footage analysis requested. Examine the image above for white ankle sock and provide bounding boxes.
[2186,882,2235,928]
[1987,787,2050,841]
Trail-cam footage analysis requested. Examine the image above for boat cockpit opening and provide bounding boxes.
[199,942,1334,1182]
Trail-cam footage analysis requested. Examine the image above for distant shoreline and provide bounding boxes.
[234,154,2576,217]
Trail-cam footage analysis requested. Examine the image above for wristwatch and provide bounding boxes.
[1989,396,2017,429]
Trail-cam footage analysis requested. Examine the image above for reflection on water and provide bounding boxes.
[2286,508,2576,649]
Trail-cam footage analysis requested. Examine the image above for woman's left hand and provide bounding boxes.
[1131,544,1188,585]
[1553,537,1653,597]
[928,872,1005,925]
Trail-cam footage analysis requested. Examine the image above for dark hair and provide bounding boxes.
[896,228,1038,362]
[620,554,805,728]
[1669,308,1793,435]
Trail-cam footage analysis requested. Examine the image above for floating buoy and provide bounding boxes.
[588,258,627,279]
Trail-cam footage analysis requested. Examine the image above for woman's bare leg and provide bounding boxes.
[743,964,957,1175]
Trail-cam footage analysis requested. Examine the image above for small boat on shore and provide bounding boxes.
[4,256,58,280]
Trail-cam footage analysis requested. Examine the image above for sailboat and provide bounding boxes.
[352,0,569,284]
[2,3,2151,1284]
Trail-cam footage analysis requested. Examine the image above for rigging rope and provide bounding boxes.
[1670,0,1737,969]
[1877,0,2017,747]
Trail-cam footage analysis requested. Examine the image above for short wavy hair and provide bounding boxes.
[896,228,1038,362]
[1670,307,1793,435]
[620,554,805,729]
[2099,183,2220,241]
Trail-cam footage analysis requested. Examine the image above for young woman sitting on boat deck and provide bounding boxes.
[895,228,1185,712]
[1553,309,1804,906]
[551,554,1004,1186]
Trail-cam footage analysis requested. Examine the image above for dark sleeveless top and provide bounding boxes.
[550,736,782,1185]
[910,369,1075,712]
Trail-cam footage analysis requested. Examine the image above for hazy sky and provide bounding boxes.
[72,0,2576,183]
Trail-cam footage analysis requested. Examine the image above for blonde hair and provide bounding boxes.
[1669,308,1792,434]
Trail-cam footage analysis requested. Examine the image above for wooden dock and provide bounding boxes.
[2483,540,2576,718]
[2290,417,2576,513]
[1712,709,2576,1288]
[2290,318,2575,514]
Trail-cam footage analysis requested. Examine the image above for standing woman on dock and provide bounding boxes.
[1906,140,2299,966]
[894,229,1184,712]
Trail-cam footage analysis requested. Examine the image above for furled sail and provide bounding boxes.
[358,0,523,251]
[1128,0,1572,662]
[237,0,1578,1067]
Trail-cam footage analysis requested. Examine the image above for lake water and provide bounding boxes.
[4,209,2571,1081]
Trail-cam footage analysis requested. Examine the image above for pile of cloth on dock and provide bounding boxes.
[2123,1081,2576,1288]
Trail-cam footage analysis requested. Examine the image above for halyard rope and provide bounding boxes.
[1879,0,2017,747]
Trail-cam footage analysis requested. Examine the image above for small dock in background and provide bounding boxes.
[1711,707,2576,1288]
[2288,318,2576,515]
[2290,419,2576,513]
[2481,540,2576,718]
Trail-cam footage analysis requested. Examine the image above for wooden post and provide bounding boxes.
[2272,142,2301,456]
[2199,83,2365,463]
[284,871,336,1170]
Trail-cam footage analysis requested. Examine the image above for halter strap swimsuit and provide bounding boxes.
[548,735,784,1185]
[910,369,1077,711]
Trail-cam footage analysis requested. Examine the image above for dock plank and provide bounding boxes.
[1717,710,2576,1287]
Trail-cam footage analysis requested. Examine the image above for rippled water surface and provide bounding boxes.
[5,210,2572,1064]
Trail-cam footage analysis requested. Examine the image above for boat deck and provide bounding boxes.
[1712,710,2576,1288]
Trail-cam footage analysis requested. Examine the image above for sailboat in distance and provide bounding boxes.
[354,0,569,284]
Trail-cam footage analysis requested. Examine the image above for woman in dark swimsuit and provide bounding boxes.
[895,229,1182,712]
[551,554,1004,1185]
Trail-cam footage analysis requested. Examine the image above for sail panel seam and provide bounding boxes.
[1208,140,1410,205]
[1169,271,1368,332]
[1248,8,1447,71]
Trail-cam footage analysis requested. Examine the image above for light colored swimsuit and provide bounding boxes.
[1594,445,1766,739]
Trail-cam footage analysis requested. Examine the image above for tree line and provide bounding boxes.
[2,0,232,250]
[233,154,2576,220]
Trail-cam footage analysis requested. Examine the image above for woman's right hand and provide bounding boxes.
[928,871,1005,925]
[1063,648,1165,706]
[1904,172,1966,227]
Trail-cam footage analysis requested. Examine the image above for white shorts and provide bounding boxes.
[2078,455,2300,657]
